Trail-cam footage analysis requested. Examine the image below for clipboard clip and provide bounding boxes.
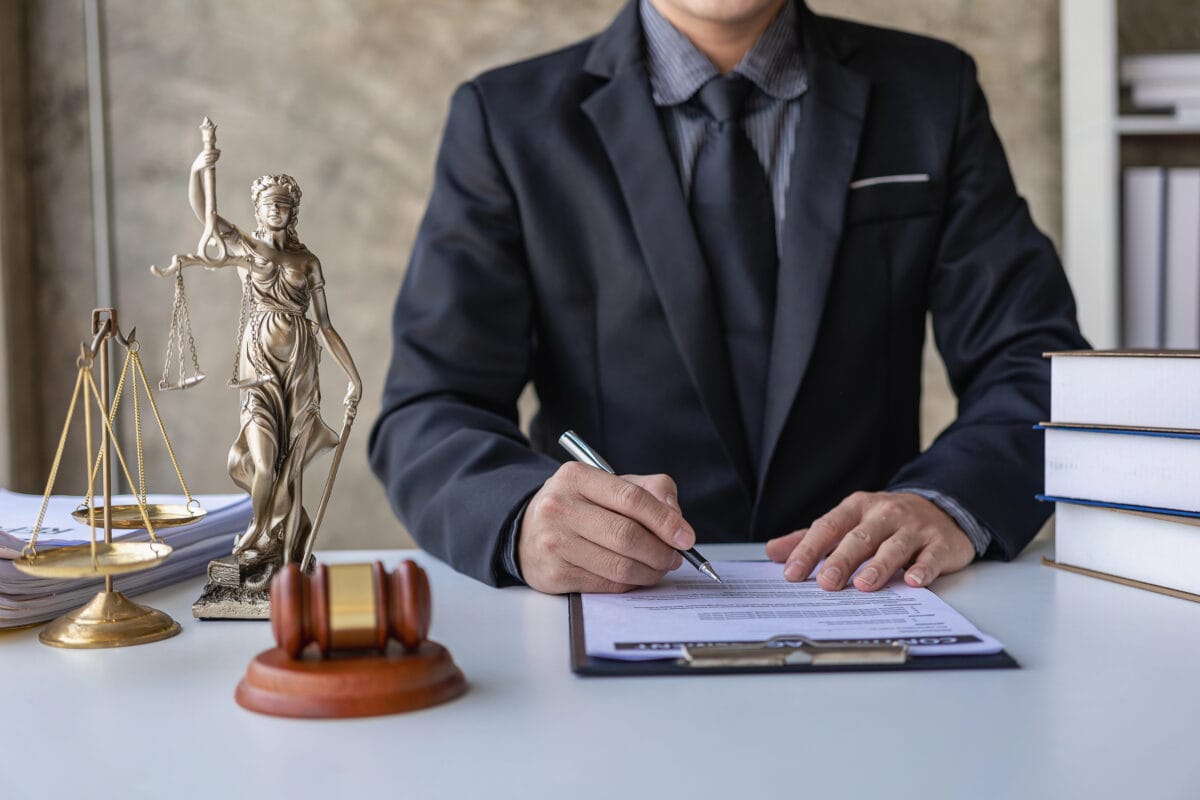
[680,635,909,668]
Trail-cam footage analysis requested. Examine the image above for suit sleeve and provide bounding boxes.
[368,82,559,585]
[886,52,1089,560]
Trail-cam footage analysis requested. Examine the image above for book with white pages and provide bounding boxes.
[1046,350,1200,430]
[1040,423,1200,514]
[1041,497,1200,599]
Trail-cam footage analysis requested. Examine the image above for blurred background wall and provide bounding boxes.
[4,0,1065,549]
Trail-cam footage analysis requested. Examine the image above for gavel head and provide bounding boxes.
[270,560,432,660]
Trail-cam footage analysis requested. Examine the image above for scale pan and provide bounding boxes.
[71,503,206,529]
[13,541,173,579]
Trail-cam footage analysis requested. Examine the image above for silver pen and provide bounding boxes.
[558,430,722,583]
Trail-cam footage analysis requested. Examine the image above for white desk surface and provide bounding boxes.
[3,539,1198,800]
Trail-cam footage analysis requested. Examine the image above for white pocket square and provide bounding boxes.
[849,173,931,190]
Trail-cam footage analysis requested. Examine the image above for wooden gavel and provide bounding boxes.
[270,561,432,659]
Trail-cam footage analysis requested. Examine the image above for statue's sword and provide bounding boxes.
[300,403,356,570]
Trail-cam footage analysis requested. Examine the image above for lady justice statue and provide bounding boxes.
[153,119,361,618]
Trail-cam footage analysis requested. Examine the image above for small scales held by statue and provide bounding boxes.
[151,117,363,620]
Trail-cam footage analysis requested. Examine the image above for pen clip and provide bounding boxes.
[559,430,615,474]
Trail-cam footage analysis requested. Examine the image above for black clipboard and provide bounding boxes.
[569,594,1019,676]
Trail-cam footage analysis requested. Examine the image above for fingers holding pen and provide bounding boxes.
[562,462,697,551]
[565,499,683,574]
[518,462,692,594]
[623,472,681,511]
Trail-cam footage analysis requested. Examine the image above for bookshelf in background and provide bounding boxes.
[1062,0,1200,349]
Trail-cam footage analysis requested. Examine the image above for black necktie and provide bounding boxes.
[689,74,778,468]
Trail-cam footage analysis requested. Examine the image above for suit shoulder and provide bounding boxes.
[469,37,597,102]
[819,14,968,80]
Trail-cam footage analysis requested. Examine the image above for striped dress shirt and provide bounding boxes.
[640,0,806,248]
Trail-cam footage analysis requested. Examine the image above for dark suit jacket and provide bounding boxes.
[369,1,1088,585]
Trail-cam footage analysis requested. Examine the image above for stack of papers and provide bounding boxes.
[0,490,251,628]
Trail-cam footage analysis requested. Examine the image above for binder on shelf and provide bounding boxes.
[1123,167,1166,348]
[1165,170,1200,349]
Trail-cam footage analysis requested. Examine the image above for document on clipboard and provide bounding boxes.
[572,561,1016,675]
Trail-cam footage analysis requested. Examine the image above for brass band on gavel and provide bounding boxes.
[270,561,432,659]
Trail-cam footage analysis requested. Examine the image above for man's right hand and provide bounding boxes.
[517,462,696,594]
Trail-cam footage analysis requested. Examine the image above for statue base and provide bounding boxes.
[192,556,271,619]
[192,582,271,619]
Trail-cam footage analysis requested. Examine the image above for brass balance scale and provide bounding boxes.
[14,308,206,648]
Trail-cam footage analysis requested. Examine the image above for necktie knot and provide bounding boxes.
[694,74,754,123]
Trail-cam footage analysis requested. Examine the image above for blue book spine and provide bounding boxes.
[1033,423,1200,440]
[1036,494,1200,520]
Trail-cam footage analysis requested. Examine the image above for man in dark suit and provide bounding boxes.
[369,0,1087,594]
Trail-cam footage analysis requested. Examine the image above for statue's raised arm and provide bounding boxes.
[151,118,252,277]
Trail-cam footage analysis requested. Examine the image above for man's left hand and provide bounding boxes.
[765,491,976,591]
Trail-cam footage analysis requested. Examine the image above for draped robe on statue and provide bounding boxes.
[227,254,339,569]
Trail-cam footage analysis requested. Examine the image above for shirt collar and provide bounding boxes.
[640,0,807,107]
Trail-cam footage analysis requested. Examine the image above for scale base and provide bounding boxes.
[236,640,467,718]
[39,590,181,648]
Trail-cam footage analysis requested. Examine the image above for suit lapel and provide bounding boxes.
[581,3,755,494]
[757,10,870,490]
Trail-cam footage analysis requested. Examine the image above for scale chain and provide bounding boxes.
[160,271,205,389]
[180,278,202,381]
[87,347,131,489]
[161,273,183,388]
[84,359,96,567]
[134,345,146,507]
[25,369,88,558]
[230,272,252,385]
[176,278,186,388]
[133,350,196,505]
[83,370,159,542]
[87,344,192,507]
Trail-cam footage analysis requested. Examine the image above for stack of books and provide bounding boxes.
[1040,351,1200,598]
[1121,53,1200,123]
[0,490,252,627]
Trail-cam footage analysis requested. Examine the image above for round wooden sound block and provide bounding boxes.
[235,640,467,718]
